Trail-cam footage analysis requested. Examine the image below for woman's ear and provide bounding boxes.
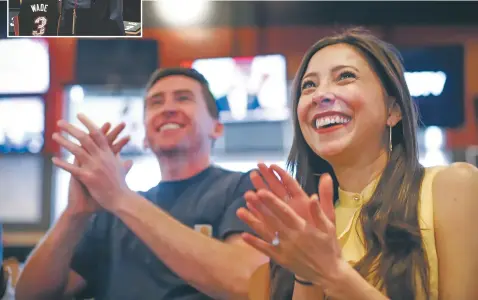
[387,97,402,127]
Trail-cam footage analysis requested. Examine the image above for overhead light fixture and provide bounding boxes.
[156,0,212,27]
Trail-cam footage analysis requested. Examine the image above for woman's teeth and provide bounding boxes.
[315,115,351,129]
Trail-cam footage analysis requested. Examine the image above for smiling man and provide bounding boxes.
[16,68,267,300]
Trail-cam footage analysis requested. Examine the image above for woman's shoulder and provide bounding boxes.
[422,163,476,191]
[428,162,477,195]
[418,163,477,224]
[428,162,478,221]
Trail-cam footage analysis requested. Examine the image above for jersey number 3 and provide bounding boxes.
[33,16,48,36]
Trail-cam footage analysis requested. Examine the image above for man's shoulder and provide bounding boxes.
[209,165,250,177]
[209,165,253,188]
[207,166,255,199]
[137,185,158,200]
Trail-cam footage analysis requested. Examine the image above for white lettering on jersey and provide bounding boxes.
[30,3,48,12]
[32,16,48,35]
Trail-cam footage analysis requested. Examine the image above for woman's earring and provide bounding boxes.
[389,125,393,156]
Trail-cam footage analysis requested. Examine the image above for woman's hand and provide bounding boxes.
[237,166,344,285]
[249,163,335,223]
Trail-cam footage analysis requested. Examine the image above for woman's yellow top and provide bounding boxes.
[249,166,445,300]
[336,166,444,300]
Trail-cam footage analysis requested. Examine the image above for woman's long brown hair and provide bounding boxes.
[272,28,429,300]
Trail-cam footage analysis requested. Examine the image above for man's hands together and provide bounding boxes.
[55,115,134,216]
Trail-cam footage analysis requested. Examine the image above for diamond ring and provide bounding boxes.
[271,232,280,246]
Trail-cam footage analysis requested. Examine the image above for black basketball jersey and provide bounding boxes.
[18,0,60,36]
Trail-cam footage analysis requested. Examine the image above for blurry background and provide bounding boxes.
[1,0,478,261]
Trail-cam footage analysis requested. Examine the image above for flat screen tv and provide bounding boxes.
[65,85,146,155]
[0,39,50,94]
[76,39,159,86]
[0,155,44,224]
[0,97,45,154]
[400,45,464,128]
[183,54,289,123]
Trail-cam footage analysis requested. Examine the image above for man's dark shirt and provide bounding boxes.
[71,166,255,300]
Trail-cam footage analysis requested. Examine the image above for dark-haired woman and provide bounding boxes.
[237,28,478,300]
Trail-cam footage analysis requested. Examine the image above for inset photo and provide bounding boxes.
[7,0,141,37]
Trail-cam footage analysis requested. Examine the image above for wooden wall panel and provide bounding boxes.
[44,39,77,154]
[389,26,478,46]
[450,41,478,148]
[143,28,234,68]
[233,27,260,57]
[262,26,387,55]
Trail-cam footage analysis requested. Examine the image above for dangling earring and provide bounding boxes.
[389,125,393,157]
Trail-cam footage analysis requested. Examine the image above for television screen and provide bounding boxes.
[0,155,43,223]
[76,39,158,86]
[185,54,289,123]
[0,97,45,154]
[66,92,146,155]
[400,45,464,128]
[0,39,50,94]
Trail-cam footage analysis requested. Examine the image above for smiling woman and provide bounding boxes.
[239,27,478,300]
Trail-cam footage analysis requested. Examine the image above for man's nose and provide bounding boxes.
[160,99,179,115]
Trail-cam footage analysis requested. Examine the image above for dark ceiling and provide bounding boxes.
[143,1,478,28]
[255,1,478,26]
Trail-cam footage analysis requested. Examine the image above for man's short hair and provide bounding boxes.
[145,67,219,119]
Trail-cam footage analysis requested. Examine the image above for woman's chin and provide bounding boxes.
[311,141,350,162]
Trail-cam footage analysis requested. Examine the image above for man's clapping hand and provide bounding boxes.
[55,118,134,216]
